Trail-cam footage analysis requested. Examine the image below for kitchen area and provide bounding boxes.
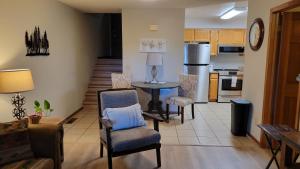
[177,27,248,146]
[184,28,246,103]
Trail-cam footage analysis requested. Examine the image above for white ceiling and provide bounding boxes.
[58,0,245,13]
[186,1,247,20]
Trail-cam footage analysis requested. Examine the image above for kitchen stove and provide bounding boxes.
[214,69,243,103]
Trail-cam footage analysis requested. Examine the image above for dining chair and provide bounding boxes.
[166,74,199,124]
[111,73,151,111]
[111,73,131,89]
[97,88,163,169]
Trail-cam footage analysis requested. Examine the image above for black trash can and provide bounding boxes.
[231,99,251,136]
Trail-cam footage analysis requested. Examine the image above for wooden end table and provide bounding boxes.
[29,117,64,162]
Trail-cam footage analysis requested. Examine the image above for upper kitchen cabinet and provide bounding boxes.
[184,29,195,42]
[194,29,210,42]
[210,30,219,56]
[218,29,246,45]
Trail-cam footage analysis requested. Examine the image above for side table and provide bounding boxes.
[258,124,296,169]
[131,82,180,121]
[29,117,64,162]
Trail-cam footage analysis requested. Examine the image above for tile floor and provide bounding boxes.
[62,103,278,169]
[63,103,254,147]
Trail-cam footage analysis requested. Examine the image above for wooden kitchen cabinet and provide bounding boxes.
[210,30,219,56]
[218,29,246,45]
[209,73,219,102]
[194,29,210,42]
[184,29,195,42]
[184,28,246,55]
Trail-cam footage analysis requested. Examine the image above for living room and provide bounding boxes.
[1,0,300,169]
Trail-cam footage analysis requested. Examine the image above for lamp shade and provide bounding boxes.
[146,53,163,66]
[0,69,34,93]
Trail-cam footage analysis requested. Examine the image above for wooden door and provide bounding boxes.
[210,30,219,56]
[274,12,300,128]
[194,29,210,42]
[184,29,195,42]
[218,29,246,45]
[297,82,300,129]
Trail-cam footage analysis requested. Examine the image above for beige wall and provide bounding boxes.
[243,0,290,140]
[0,0,101,122]
[122,8,185,82]
[122,8,184,112]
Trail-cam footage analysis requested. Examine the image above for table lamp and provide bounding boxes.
[146,53,163,83]
[0,69,34,120]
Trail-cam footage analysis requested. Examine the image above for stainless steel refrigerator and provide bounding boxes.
[184,43,210,103]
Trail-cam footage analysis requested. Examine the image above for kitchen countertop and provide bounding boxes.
[297,74,300,82]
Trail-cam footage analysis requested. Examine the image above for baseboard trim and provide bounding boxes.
[247,132,260,145]
[62,107,83,124]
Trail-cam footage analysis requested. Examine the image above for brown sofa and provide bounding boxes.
[0,123,63,169]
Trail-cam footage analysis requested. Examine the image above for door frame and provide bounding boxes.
[261,0,300,146]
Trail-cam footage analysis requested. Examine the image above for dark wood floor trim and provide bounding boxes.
[62,107,83,124]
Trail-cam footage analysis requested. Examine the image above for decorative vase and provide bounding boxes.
[29,115,42,124]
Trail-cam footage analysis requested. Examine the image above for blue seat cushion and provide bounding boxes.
[101,127,161,152]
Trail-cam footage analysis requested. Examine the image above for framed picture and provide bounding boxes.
[139,39,167,53]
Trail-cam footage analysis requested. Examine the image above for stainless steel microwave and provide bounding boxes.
[218,45,245,54]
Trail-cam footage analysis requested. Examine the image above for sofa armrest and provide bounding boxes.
[28,124,62,169]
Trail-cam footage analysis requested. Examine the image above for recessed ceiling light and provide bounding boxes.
[220,7,247,20]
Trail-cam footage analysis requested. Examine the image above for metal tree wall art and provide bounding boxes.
[25,26,49,56]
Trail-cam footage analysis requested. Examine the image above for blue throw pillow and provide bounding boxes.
[103,103,146,131]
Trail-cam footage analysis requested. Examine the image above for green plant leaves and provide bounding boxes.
[44,100,50,110]
[34,100,40,107]
[33,99,54,115]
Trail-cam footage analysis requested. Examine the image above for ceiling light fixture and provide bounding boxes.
[220,7,247,20]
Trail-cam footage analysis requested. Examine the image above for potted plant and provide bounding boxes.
[28,100,54,124]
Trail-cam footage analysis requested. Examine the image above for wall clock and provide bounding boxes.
[249,18,264,51]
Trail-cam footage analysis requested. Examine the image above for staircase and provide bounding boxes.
[83,58,122,109]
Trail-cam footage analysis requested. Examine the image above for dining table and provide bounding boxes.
[131,81,180,121]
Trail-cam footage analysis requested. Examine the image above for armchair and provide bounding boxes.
[97,89,163,169]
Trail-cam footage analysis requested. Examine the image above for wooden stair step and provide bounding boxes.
[89,80,112,86]
[96,59,122,65]
[90,77,111,81]
[83,58,122,107]
[83,101,97,105]
[88,84,111,88]
[92,73,112,78]
[83,105,98,110]
[93,70,122,75]
[84,95,97,102]
[94,66,122,71]
[87,87,111,93]
[85,92,97,96]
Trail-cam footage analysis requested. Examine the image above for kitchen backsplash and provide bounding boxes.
[210,54,245,70]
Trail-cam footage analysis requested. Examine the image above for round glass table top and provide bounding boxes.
[131,82,180,89]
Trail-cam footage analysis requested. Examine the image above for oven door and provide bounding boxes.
[218,76,243,96]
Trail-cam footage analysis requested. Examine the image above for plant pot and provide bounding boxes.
[29,115,42,124]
